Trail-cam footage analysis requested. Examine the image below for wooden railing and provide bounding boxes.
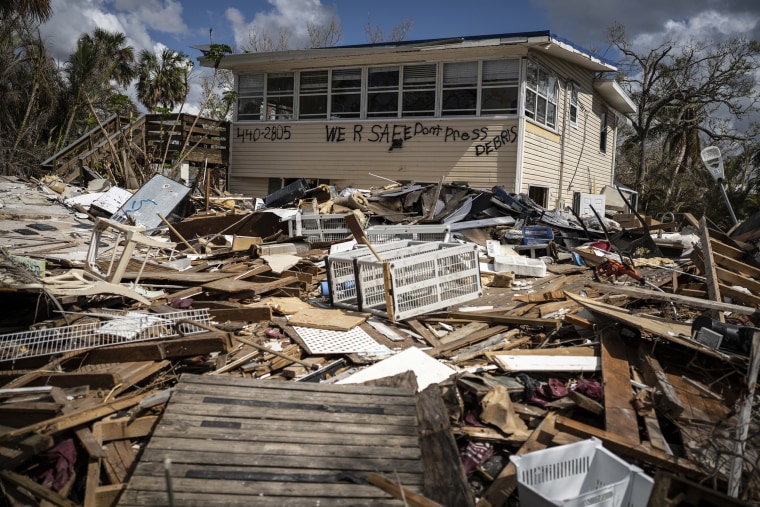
[41,113,230,186]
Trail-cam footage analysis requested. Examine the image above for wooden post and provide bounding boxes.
[728,330,760,497]
[699,216,725,323]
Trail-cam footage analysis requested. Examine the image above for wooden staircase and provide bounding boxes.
[41,114,230,188]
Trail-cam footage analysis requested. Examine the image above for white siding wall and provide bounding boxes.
[229,119,519,197]
[520,53,616,209]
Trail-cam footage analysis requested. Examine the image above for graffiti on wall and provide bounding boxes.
[235,122,518,157]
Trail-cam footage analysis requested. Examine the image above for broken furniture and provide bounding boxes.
[327,241,482,321]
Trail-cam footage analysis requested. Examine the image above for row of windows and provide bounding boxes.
[237,58,551,124]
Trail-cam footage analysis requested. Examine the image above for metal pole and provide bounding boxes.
[718,179,739,226]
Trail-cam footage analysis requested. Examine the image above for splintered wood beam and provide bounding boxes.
[699,217,725,322]
[446,311,561,329]
[728,331,760,498]
[554,415,705,477]
[416,384,474,507]
[367,473,445,507]
[600,329,640,445]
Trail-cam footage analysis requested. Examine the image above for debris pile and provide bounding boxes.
[0,174,758,507]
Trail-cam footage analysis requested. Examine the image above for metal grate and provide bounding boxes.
[0,308,213,363]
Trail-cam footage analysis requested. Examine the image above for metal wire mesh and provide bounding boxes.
[0,308,213,363]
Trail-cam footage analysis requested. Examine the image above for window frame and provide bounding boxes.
[236,57,523,121]
[524,59,559,130]
[569,82,578,127]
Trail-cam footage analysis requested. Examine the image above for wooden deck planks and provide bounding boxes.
[117,373,424,507]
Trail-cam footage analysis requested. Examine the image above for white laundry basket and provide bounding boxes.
[510,438,653,507]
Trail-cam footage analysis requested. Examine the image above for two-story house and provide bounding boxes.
[200,30,635,210]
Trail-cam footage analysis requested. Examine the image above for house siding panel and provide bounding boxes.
[228,119,519,197]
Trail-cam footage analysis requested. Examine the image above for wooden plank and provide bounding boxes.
[287,308,368,331]
[0,391,152,443]
[153,412,418,438]
[202,275,299,294]
[438,322,490,344]
[168,386,417,416]
[368,473,444,507]
[715,266,760,295]
[97,416,159,442]
[600,329,640,444]
[586,281,760,317]
[430,325,508,358]
[728,331,760,497]
[446,311,561,329]
[80,334,231,364]
[119,490,405,507]
[554,415,706,477]
[416,384,474,507]
[406,318,442,347]
[0,470,78,507]
[638,349,685,419]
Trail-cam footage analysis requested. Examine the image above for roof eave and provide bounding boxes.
[593,78,637,114]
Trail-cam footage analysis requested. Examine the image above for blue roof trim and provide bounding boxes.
[332,30,552,49]
[326,30,615,67]
[548,32,617,68]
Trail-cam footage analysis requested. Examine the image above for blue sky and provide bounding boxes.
[39,0,760,112]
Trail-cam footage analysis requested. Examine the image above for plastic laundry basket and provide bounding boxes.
[510,437,653,507]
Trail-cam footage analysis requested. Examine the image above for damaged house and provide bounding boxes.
[200,30,636,209]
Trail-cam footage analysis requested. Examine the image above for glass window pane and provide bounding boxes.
[368,91,399,116]
[267,73,293,94]
[443,61,477,86]
[299,95,327,119]
[402,90,435,116]
[331,94,361,118]
[300,70,328,92]
[483,59,519,85]
[442,89,477,115]
[481,86,518,114]
[403,64,436,89]
[368,66,399,89]
[239,74,264,95]
[237,97,262,120]
[332,68,362,91]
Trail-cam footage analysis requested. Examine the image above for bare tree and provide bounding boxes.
[244,27,291,53]
[307,17,342,48]
[364,17,413,43]
[610,22,760,218]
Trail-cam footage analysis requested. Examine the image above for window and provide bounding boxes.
[524,60,558,129]
[331,68,362,118]
[599,110,608,154]
[481,59,519,115]
[367,66,399,117]
[442,61,477,116]
[569,82,578,126]
[238,57,521,120]
[237,74,264,120]
[402,64,436,117]
[528,185,549,208]
[265,73,294,120]
[299,70,328,119]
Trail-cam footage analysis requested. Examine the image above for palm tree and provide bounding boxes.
[1,0,53,23]
[58,29,135,149]
[135,48,191,112]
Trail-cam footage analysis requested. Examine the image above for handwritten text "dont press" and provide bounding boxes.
[325,123,518,156]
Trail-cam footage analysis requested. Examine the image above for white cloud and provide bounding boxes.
[631,10,760,50]
[226,0,339,51]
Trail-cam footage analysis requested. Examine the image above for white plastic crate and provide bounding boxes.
[510,438,653,507]
[284,212,351,243]
[365,224,451,244]
[326,241,423,310]
[354,242,482,321]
